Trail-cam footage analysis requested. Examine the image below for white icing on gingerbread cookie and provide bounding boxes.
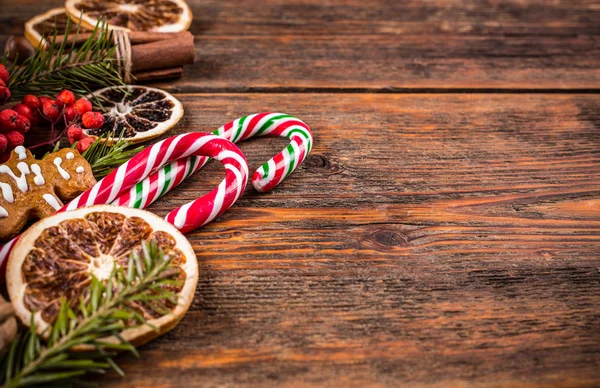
[42,194,62,211]
[14,146,27,161]
[0,182,14,203]
[53,158,71,180]
[30,164,45,186]
[76,166,85,173]
[66,152,75,160]
[0,163,30,192]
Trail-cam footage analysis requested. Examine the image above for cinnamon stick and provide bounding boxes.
[47,30,194,82]
[130,34,195,72]
[130,31,193,45]
[54,31,193,46]
[133,67,183,82]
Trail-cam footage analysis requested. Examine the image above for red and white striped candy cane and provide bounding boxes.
[64,133,248,232]
[113,113,313,209]
[0,133,248,275]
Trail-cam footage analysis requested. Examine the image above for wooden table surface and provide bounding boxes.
[2,1,600,387]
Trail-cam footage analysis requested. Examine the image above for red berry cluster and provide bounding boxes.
[0,67,28,162]
[68,109,104,154]
[0,63,105,162]
[0,65,10,106]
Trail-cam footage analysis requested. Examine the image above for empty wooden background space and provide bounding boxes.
[1,1,600,387]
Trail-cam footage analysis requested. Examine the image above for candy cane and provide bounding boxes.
[0,133,248,275]
[64,133,248,232]
[113,113,313,209]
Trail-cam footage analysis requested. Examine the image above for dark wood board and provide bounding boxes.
[86,93,600,388]
[1,0,600,90]
[1,0,599,386]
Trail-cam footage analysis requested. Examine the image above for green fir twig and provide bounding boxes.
[76,133,144,179]
[0,241,181,388]
[1,18,124,100]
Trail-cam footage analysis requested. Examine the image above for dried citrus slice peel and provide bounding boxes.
[25,7,90,49]
[88,85,183,144]
[6,205,198,346]
[65,0,192,32]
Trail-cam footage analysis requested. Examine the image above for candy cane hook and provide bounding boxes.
[113,113,313,209]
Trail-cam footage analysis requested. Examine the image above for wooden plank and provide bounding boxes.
[178,0,600,90]
[2,0,600,90]
[90,93,600,387]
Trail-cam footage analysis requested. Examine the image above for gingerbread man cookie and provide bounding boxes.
[0,146,96,241]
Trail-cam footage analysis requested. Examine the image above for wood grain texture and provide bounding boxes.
[82,93,600,387]
[1,0,600,386]
[1,0,600,90]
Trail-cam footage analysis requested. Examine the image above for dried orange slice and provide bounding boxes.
[65,0,192,32]
[6,205,198,346]
[88,85,183,144]
[25,8,91,49]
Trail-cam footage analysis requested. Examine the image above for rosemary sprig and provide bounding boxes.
[1,18,124,101]
[77,134,144,179]
[0,241,180,388]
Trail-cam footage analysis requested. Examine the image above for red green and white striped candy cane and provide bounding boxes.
[112,113,313,209]
[0,133,248,275]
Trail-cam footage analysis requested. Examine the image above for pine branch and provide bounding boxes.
[1,18,125,101]
[76,133,144,179]
[41,130,143,180]
[0,241,181,388]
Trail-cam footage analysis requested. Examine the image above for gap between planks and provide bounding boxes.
[160,87,600,94]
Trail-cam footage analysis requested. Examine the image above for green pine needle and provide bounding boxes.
[76,133,144,179]
[1,18,124,100]
[0,241,181,388]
